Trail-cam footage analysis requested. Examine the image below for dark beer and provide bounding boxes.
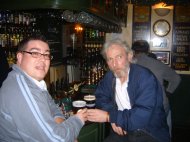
[72,100,86,114]
[84,95,96,108]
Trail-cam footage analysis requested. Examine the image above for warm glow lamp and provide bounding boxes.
[153,2,173,17]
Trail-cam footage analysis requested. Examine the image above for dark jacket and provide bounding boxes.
[95,64,170,142]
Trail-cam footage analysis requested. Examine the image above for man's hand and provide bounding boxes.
[54,117,64,124]
[75,108,88,124]
[111,123,127,136]
[87,109,109,122]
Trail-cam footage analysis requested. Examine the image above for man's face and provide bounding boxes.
[17,40,50,81]
[105,44,129,78]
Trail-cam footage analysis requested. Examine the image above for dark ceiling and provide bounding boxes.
[126,0,190,5]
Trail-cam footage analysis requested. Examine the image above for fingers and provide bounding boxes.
[87,109,108,122]
[54,117,64,124]
[77,108,87,113]
[76,108,88,122]
[87,109,97,122]
[123,130,127,135]
[85,109,128,135]
[86,109,96,115]
[111,123,127,136]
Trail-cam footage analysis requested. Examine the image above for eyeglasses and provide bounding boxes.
[20,51,53,60]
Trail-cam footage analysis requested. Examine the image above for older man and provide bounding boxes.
[0,35,87,142]
[87,39,170,142]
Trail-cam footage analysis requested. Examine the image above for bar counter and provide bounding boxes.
[78,122,106,142]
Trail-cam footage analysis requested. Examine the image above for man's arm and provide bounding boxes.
[95,71,115,112]
[12,75,84,142]
[164,69,181,93]
[98,70,163,132]
[47,92,66,120]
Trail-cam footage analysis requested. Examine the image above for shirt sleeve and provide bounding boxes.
[46,92,65,119]
[162,67,181,93]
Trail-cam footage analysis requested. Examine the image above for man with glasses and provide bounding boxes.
[0,35,87,142]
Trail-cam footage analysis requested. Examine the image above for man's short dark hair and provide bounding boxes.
[132,40,149,53]
[18,34,48,51]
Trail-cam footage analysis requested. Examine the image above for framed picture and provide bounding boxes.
[151,51,170,65]
[151,37,169,49]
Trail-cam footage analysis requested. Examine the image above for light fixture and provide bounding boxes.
[74,24,83,33]
[153,2,173,17]
[76,11,93,23]
[62,10,76,22]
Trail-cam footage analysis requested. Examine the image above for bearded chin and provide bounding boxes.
[113,63,129,78]
[114,70,125,78]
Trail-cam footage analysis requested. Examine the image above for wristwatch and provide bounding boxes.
[153,19,170,37]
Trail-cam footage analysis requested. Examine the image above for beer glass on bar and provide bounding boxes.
[72,100,86,114]
[83,95,96,109]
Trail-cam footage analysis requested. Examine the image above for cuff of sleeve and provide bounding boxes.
[54,115,65,120]
[109,110,117,123]
[70,116,85,130]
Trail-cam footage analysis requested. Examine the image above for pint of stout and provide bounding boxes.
[72,100,86,114]
[84,95,96,108]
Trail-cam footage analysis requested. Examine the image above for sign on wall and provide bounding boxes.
[172,6,190,71]
[132,6,151,42]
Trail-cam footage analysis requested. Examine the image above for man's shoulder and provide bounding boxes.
[130,63,149,72]
[0,72,19,90]
[137,54,157,62]
[100,71,114,83]
[130,63,155,79]
[137,54,167,68]
[104,70,114,78]
[0,67,30,92]
[0,74,21,105]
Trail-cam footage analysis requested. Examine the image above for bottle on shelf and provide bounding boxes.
[80,27,106,85]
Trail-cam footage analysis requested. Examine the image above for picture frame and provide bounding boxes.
[151,37,169,49]
[151,51,170,65]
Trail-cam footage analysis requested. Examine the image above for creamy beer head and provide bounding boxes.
[72,100,86,114]
[84,95,96,108]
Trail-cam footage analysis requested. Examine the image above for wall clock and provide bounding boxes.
[153,19,170,37]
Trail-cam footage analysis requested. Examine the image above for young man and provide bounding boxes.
[0,35,87,142]
[87,39,170,142]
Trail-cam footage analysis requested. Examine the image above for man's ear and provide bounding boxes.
[16,52,23,64]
